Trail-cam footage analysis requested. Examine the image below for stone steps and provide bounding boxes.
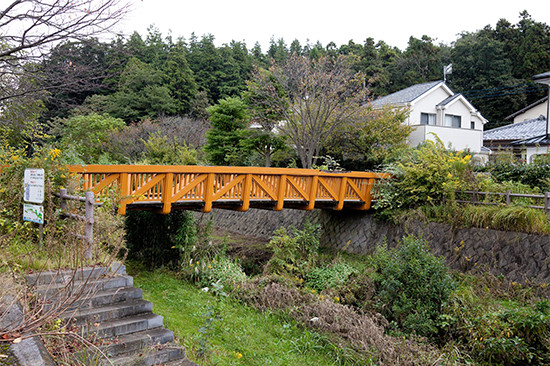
[31,264,195,366]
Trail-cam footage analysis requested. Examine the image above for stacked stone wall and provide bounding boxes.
[194,208,550,284]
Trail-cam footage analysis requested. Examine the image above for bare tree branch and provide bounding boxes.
[248,54,367,168]
[0,0,129,62]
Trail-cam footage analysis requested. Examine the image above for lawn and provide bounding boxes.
[130,267,363,366]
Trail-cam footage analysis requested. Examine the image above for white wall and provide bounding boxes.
[514,101,548,123]
[409,87,450,126]
[408,125,483,153]
[526,145,550,163]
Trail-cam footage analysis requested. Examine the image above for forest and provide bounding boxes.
[2,9,550,171]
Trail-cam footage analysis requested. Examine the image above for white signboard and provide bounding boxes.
[24,168,45,204]
[23,203,44,224]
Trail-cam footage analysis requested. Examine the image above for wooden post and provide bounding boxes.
[237,174,253,211]
[161,173,174,214]
[472,189,478,204]
[118,173,129,215]
[305,176,319,210]
[203,173,214,213]
[84,191,94,260]
[335,177,348,211]
[506,190,511,206]
[275,175,287,211]
[545,192,550,214]
[59,188,67,211]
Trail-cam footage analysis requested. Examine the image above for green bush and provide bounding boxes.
[195,255,248,290]
[306,263,356,292]
[372,235,456,338]
[374,137,474,220]
[482,162,550,191]
[142,132,198,165]
[264,221,320,278]
[444,285,550,365]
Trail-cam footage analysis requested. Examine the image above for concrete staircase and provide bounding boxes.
[27,264,196,366]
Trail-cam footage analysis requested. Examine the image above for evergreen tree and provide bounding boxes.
[204,97,250,165]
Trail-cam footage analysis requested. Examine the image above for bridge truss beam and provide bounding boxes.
[68,165,388,215]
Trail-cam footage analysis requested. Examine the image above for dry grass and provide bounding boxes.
[235,277,459,365]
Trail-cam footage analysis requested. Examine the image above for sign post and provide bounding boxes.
[23,168,45,243]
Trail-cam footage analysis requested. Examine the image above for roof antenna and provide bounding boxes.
[443,64,452,83]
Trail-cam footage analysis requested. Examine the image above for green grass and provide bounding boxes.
[130,266,366,366]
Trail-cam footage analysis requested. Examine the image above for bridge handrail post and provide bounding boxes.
[162,173,174,214]
[118,173,130,215]
[335,177,348,211]
[203,173,215,212]
[306,175,319,210]
[275,175,287,211]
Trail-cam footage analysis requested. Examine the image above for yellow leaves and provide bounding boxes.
[234,351,243,359]
[48,148,61,160]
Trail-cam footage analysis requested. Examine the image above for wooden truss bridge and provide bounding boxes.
[68,165,388,215]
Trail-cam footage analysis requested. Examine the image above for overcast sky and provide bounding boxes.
[117,0,550,51]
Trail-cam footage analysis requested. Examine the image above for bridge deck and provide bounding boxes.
[68,165,388,214]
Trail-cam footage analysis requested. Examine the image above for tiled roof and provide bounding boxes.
[510,134,550,146]
[371,80,442,107]
[483,115,547,141]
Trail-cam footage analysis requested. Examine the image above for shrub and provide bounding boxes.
[372,235,456,338]
[444,285,550,365]
[194,255,247,290]
[306,263,356,292]
[142,132,198,165]
[264,221,320,278]
[374,137,474,220]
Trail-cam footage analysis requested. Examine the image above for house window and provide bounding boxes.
[470,121,475,130]
[445,114,461,128]
[420,113,436,125]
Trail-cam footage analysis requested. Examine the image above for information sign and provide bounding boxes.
[24,168,45,204]
[23,203,44,224]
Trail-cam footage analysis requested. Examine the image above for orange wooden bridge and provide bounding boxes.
[68,165,388,215]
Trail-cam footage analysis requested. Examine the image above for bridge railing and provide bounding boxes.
[68,165,389,214]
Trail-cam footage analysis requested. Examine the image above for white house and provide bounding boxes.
[505,96,548,123]
[371,80,488,154]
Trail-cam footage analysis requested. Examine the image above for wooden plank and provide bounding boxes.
[251,175,278,200]
[212,175,245,201]
[90,173,120,194]
[317,177,339,200]
[285,176,309,201]
[171,174,208,202]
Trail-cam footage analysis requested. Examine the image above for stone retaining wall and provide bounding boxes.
[194,208,550,284]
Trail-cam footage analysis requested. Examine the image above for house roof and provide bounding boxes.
[371,80,442,107]
[504,96,548,120]
[510,134,550,146]
[533,71,550,81]
[483,115,547,141]
[436,93,462,107]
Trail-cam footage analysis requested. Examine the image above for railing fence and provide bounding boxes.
[56,188,96,259]
[456,189,550,213]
